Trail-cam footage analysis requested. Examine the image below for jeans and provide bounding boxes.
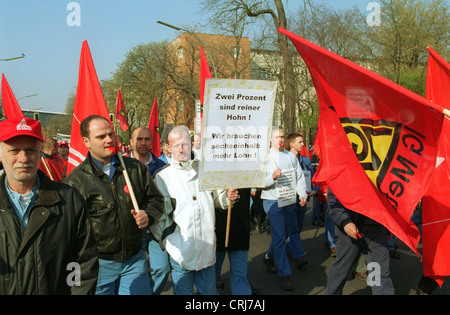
[324,204,336,248]
[170,256,218,295]
[148,235,170,295]
[215,250,252,295]
[263,200,302,277]
[95,249,151,295]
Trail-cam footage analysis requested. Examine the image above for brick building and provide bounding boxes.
[164,33,251,130]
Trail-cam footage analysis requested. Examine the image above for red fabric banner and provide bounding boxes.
[115,89,129,132]
[67,40,115,175]
[1,74,24,120]
[422,47,450,286]
[279,28,444,255]
[147,98,160,157]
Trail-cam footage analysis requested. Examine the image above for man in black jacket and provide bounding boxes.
[325,187,395,295]
[64,115,164,295]
[0,117,98,294]
[215,188,252,295]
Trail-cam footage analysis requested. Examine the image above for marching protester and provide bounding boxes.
[158,139,172,164]
[57,140,70,178]
[0,117,98,294]
[64,115,164,295]
[129,126,169,295]
[38,137,64,182]
[215,188,253,295]
[261,126,308,291]
[325,187,395,295]
[286,132,318,267]
[151,125,238,295]
[130,126,165,177]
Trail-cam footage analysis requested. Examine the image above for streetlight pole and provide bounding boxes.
[0,53,25,62]
[17,93,38,101]
[157,21,217,78]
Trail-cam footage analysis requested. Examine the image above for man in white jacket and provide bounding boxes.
[151,125,238,295]
[261,126,308,291]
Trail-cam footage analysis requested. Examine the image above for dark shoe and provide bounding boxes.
[263,256,277,273]
[295,257,309,269]
[216,277,224,289]
[249,281,261,295]
[279,276,293,291]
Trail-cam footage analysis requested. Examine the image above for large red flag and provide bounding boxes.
[1,74,24,119]
[199,46,212,128]
[147,98,160,157]
[200,46,212,106]
[278,28,445,255]
[115,89,129,132]
[67,40,115,175]
[422,47,450,286]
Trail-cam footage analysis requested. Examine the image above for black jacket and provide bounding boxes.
[64,153,164,262]
[0,170,98,294]
[215,188,251,252]
[327,187,388,239]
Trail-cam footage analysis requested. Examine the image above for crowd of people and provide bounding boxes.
[0,115,441,295]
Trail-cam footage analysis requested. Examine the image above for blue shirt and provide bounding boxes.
[91,154,119,181]
[5,176,40,229]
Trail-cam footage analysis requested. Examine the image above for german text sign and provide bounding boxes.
[199,79,277,190]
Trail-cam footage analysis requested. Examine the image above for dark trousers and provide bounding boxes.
[325,224,395,295]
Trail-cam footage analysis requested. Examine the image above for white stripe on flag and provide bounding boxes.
[69,147,86,162]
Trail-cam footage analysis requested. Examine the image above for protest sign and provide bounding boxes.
[199,79,277,190]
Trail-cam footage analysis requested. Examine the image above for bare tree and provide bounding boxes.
[200,0,301,132]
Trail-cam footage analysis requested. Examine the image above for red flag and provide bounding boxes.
[200,46,212,106]
[147,98,161,157]
[67,40,116,175]
[200,46,212,128]
[1,74,24,119]
[279,28,445,255]
[115,89,129,132]
[422,47,450,286]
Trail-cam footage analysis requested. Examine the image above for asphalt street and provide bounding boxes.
[160,202,450,296]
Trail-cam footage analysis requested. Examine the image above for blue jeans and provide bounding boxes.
[324,203,336,248]
[170,256,218,295]
[263,200,302,277]
[215,250,252,295]
[147,234,170,295]
[95,249,151,295]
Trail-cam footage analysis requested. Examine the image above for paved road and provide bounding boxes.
[161,203,449,295]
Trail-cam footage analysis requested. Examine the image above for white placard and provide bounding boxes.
[199,79,277,190]
[275,168,297,207]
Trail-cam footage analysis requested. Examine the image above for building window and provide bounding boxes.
[179,99,184,111]
[232,46,240,59]
[178,47,183,60]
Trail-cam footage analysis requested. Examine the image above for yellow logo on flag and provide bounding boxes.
[340,118,401,188]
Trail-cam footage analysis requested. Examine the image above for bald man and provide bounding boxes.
[130,127,166,177]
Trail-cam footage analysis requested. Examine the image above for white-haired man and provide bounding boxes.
[151,125,238,295]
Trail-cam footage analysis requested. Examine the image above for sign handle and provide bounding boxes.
[225,201,232,247]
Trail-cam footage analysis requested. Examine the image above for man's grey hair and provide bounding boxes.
[167,125,191,145]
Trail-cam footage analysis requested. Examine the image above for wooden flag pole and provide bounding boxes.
[116,151,140,212]
[444,108,450,118]
[41,156,54,181]
[225,201,232,247]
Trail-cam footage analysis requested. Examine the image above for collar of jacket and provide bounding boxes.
[170,158,198,170]
[85,152,123,179]
[170,158,198,181]
[0,170,61,211]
